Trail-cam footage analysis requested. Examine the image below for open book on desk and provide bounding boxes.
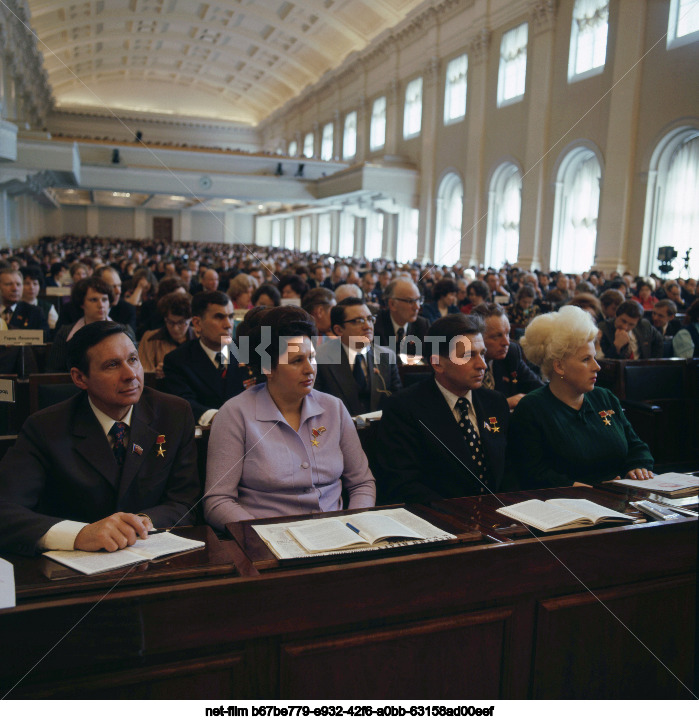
[252,508,457,561]
[496,498,635,533]
[607,472,699,498]
[43,532,205,575]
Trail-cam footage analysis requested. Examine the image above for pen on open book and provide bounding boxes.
[346,522,361,535]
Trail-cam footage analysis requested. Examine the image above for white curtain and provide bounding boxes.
[343,112,357,160]
[498,23,528,104]
[404,78,423,137]
[435,175,463,267]
[562,154,600,273]
[444,54,468,123]
[318,214,331,255]
[658,135,699,276]
[677,0,699,37]
[321,123,333,161]
[569,0,608,77]
[371,96,386,150]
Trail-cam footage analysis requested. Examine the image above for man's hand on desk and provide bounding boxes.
[74,513,153,552]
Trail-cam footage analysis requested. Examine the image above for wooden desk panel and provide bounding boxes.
[0,491,695,700]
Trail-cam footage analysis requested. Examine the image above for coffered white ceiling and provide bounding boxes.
[26,0,427,125]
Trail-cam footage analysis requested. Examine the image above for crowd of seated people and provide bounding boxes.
[0,234,697,556]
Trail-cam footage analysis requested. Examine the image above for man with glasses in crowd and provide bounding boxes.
[373,278,429,357]
[315,298,401,417]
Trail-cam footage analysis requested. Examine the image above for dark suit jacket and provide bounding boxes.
[599,318,664,359]
[373,309,430,354]
[161,338,246,420]
[6,301,48,333]
[418,302,459,325]
[56,301,82,330]
[110,299,138,329]
[491,343,544,398]
[373,378,510,505]
[0,387,199,555]
[313,338,402,416]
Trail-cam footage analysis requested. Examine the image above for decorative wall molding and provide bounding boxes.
[529,0,557,35]
[466,28,492,65]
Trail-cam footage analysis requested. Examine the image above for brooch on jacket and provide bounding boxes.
[503,371,518,385]
[311,426,326,447]
[598,410,615,426]
[484,416,500,433]
[156,434,167,457]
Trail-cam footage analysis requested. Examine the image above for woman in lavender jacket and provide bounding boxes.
[204,306,376,529]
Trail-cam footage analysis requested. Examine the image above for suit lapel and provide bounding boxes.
[328,344,362,413]
[71,395,121,489]
[471,391,503,482]
[192,342,224,397]
[118,394,159,502]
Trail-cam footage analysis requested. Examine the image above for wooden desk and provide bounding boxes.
[0,490,695,700]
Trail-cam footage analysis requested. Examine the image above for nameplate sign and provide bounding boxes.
[0,558,16,609]
[0,330,44,346]
[0,378,14,403]
[45,286,71,297]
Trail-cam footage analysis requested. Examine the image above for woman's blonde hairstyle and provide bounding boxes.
[520,305,597,379]
[227,273,258,300]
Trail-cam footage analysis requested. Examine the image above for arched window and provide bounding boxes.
[271,219,282,249]
[288,140,298,157]
[485,162,522,268]
[343,111,357,160]
[434,173,463,266]
[568,0,609,82]
[370,96,386,151]
[321,123,334,161]
[641,128,699,277]
[339,212,355,257]
[550,146,602,273]
[444,54,468,124]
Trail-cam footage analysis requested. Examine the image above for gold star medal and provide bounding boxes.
[488,416,500,432]
[311,426,326,447]
[598,410,615,426]
[156,434,166,457]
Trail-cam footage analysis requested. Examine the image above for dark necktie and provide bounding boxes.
[483,364,495,390]
[455,397,487,487]
[2,306,12,324]
[395,327,405,352]
[215,351,228,379]
[110,422,128,466]
[353,353,368,394]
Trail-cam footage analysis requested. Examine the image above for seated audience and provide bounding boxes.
[505,306,653,488]
[47,277,126,372]
[0,268,49,332]
[373,314,510,505]
[136,276,188,338]
[301,287,336,338]
[419,279,459,324]
[314,298,401,416]
[472,303,543,409]
[278,274,308,302]
[138,292,195,377]
[508,284,540,331]
[228,273,257,310]
[252,283,281,308]
[631,278,657,311]
[94,265,138,330]
[204,306,375,526]
[373,278,429,355]
[21,266,58,331]
[334,283,363,302]
[598,300,663,359]
[125,268,157,307]
[672,298,699,358]
[651,299,682,337]
[161,291,246,425]
[460,279,490,314]
[0,321,199,555]
[600,288,626,322]
[664,280,686,311]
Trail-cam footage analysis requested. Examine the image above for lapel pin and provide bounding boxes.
[487,416,500,432]
[132,443,143,455]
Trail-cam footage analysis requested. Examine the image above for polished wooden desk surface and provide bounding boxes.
[0,491,695,700]
[1,526,238,602]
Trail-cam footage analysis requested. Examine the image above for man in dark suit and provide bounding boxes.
[373,278,429,357]
[314,298,401,416]
[161,291,246,425]
[0,321,199,556]
[599,300,663,359]
[0,268,48,332]
[373,314,510,505]
[651,299,682,337]
[95,265,138,329]
[472,303,543,409]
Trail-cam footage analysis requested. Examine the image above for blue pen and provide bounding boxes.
[346,522,361,535]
